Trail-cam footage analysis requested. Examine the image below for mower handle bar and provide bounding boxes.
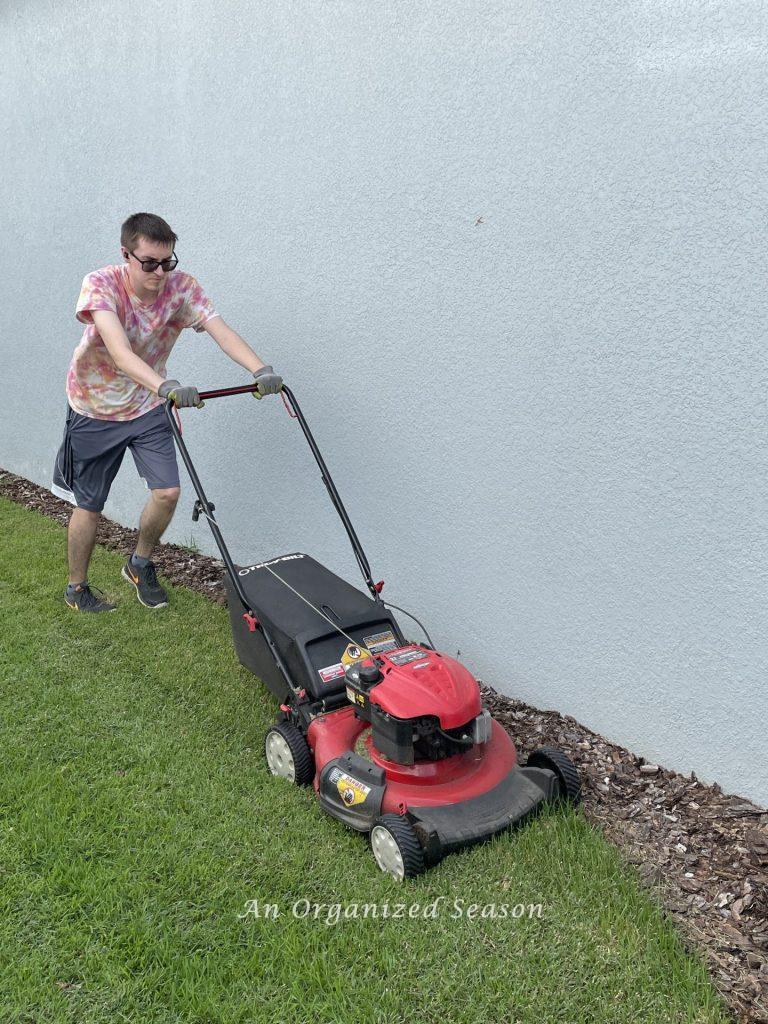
[197,383,265,401]
[163,382,381,614]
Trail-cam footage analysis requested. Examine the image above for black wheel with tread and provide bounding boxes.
[370,814,425,881]
[264,721,315,786]
[526,746,581,805]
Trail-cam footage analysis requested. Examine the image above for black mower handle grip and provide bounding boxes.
[197,383,264,401]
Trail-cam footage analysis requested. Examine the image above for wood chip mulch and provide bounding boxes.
[1,468,766,1023]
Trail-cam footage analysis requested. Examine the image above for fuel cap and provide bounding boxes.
[358,660,382,686]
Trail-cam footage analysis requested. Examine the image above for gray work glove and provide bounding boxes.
[252,365,283,399]
[158,379,205,408]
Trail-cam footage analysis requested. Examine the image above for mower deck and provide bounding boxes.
[307,706,561,864]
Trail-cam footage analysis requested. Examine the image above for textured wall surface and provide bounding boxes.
[2,1,766,804]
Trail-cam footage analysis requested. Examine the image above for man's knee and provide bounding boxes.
[152,486,181,505]
[70,506,101,523]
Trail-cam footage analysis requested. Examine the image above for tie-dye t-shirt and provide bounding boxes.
[66,263,219,420]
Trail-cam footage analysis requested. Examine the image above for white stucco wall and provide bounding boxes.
[2,1,766,805]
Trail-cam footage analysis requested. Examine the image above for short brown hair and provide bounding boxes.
[121,212,178,252]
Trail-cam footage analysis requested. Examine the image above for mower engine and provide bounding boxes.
[344,645,493,766]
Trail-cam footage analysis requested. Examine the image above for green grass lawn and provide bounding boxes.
[0,496,731,1024]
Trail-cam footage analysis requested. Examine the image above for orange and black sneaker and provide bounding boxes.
[64,582,117,613]
[121,559,169,609]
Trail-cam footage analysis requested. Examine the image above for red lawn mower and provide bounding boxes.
[166,383,580,881]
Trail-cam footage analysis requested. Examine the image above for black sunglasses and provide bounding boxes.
[127,249,178,273]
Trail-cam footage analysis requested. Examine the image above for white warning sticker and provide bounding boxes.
[318,662,345,683]
[363,629,399,654]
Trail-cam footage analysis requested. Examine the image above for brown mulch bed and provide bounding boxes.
[2,468,766,1023]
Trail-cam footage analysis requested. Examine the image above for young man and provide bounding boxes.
[52,212,283,613]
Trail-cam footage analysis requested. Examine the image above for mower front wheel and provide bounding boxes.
[370,815,425,881]
[264,722,315,786]
[527,746,581,805]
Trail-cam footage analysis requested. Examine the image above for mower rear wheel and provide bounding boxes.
[526,746,581,805]
[370,815,425,881]
[264,722,315,786]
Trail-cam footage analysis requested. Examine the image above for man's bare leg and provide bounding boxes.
[65,508,116,610]
[123,488,180,609]
[68,508,100,584]
[134,487,181,559]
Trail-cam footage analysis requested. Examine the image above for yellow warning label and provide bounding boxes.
[341,643,371,668]
[336,771,371,807]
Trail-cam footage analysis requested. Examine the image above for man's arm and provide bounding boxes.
[91,310,165,392]
[204,315,267,375]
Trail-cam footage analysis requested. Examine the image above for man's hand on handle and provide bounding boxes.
[158,379,205,408]
[252,365,283,399]
[158,368,283,408]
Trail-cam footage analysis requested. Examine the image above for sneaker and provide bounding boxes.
[65,583,117,613]
[121,559,169,609]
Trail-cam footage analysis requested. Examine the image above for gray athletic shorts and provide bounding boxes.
[52,403,180,513]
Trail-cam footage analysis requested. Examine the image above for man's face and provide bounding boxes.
[122,236,175,296]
